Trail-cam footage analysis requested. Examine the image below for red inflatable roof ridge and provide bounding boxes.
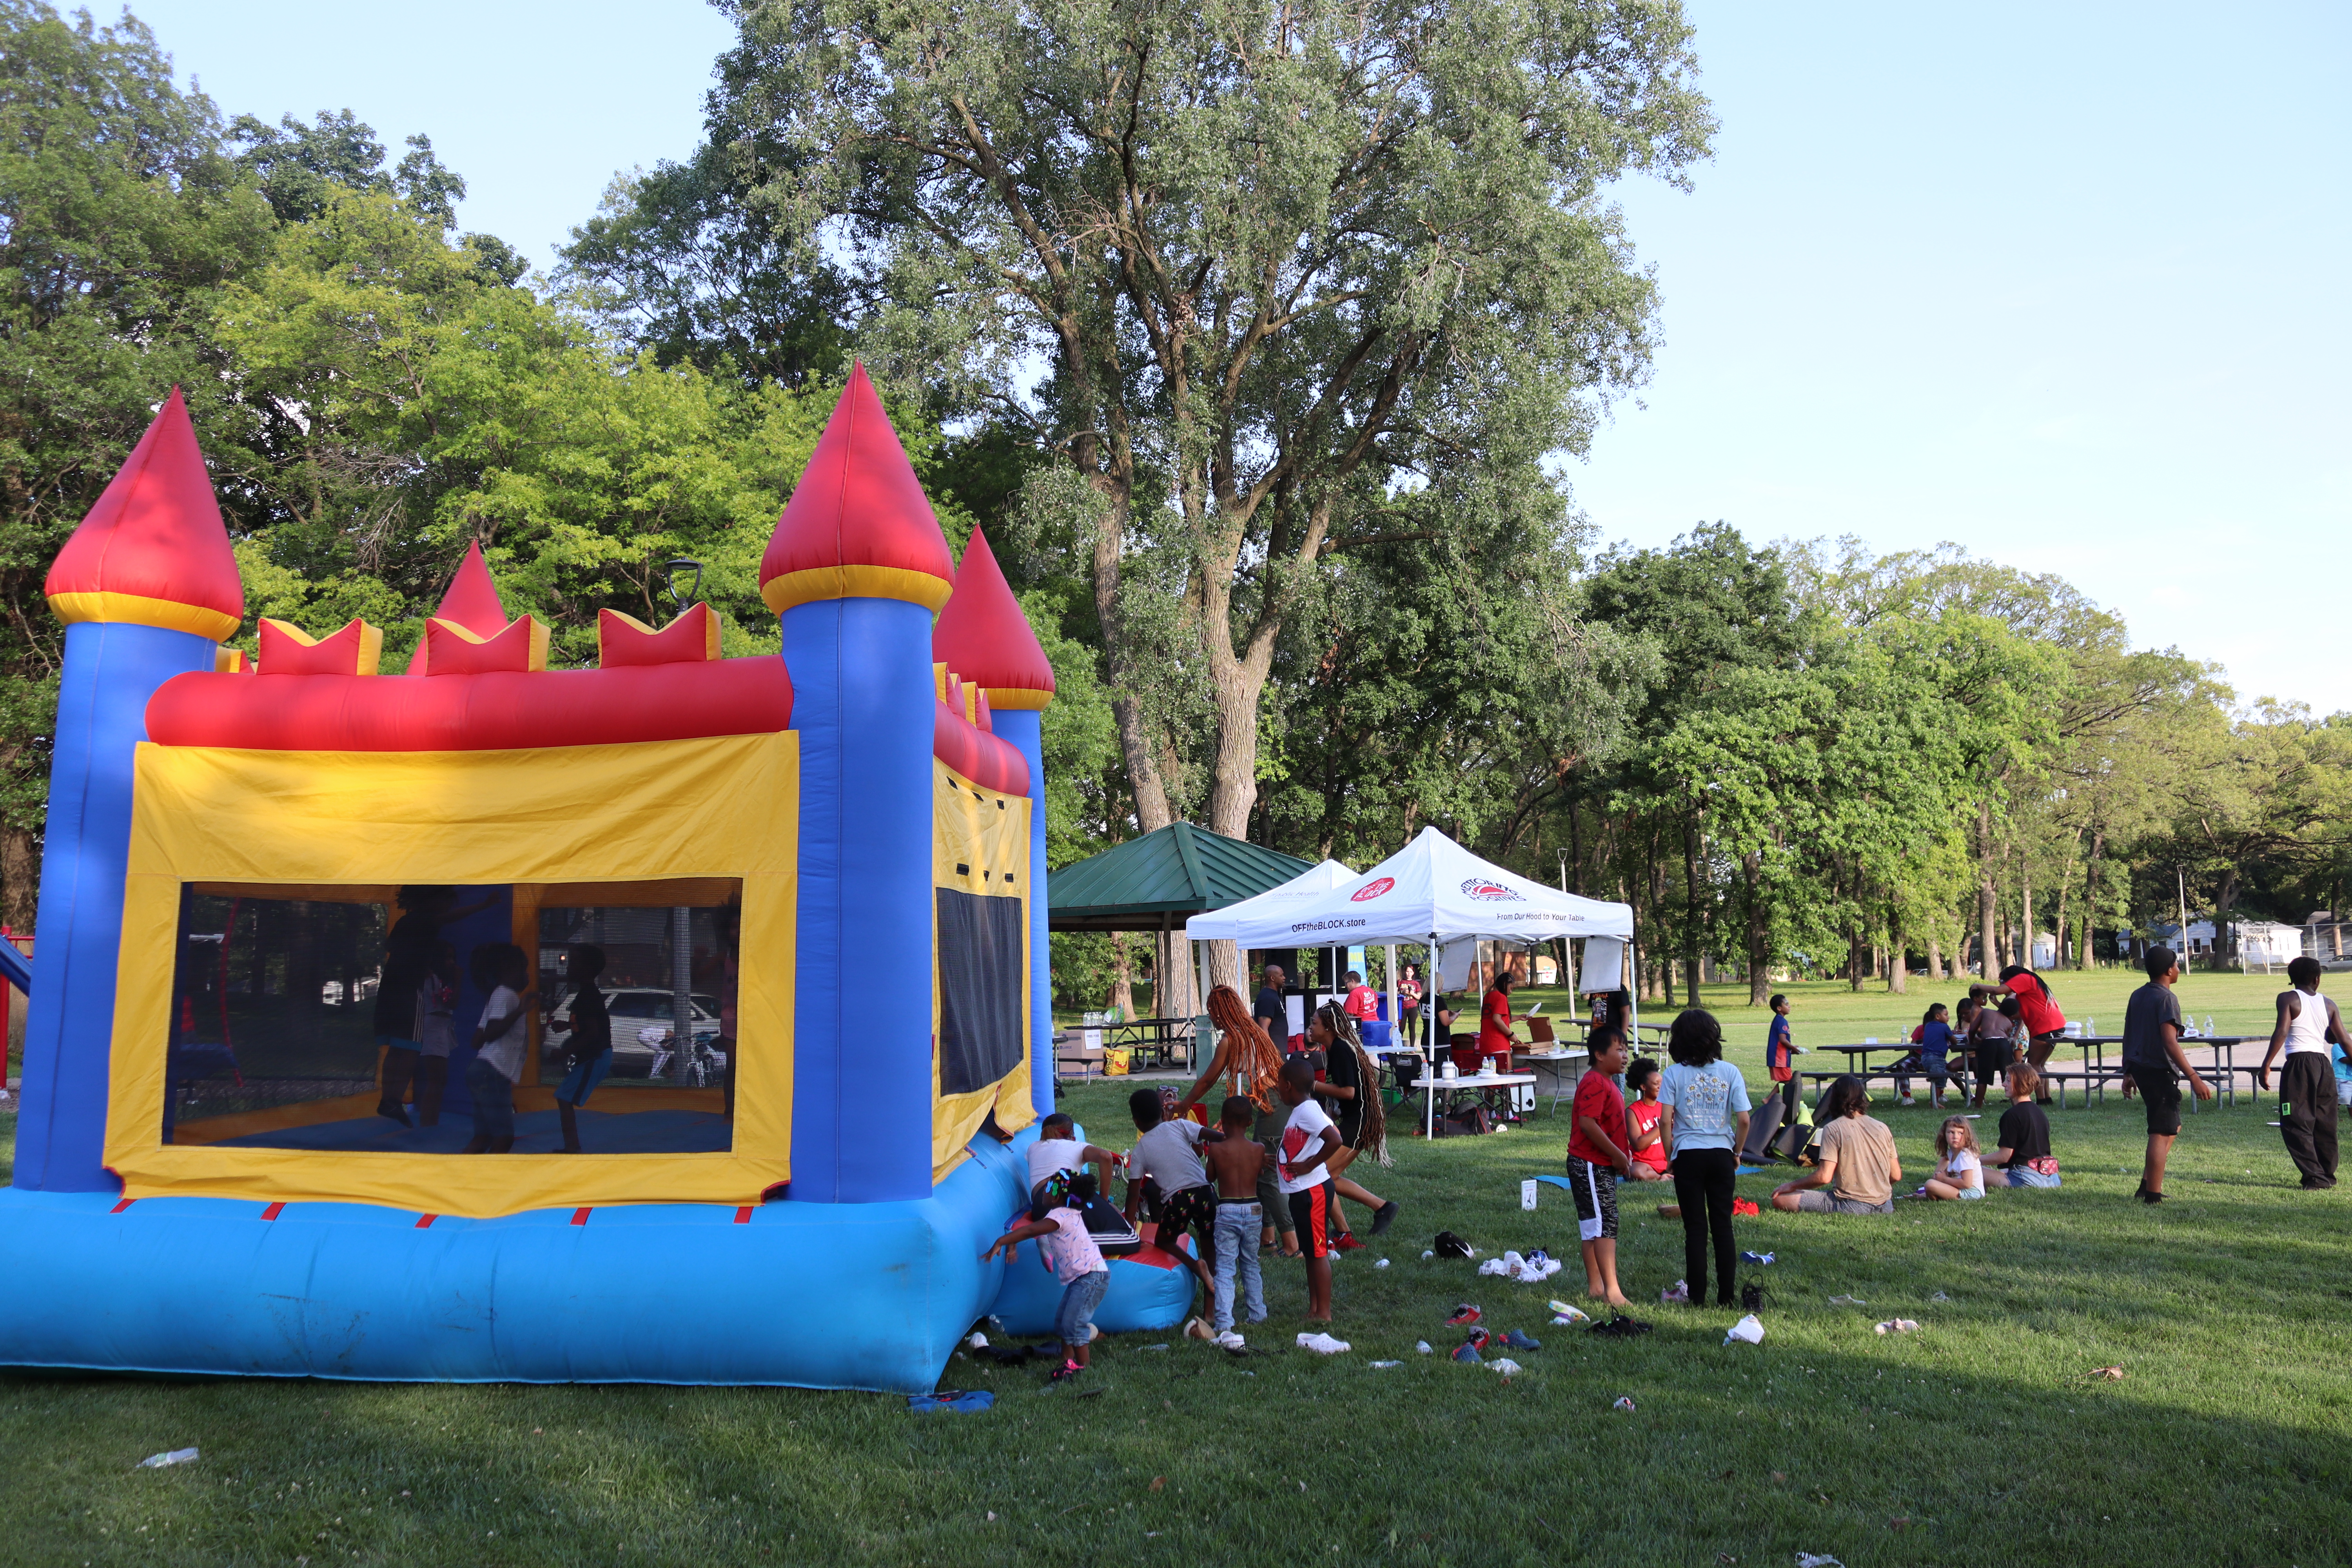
[45,386,244,639]
[434,541,509,637]
[932,526,1054,709]
[759,364,955,614]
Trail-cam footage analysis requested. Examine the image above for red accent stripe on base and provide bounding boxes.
[109,1198,135,1214]
[415,1214,437,1229]
[734,1206,753,1224]
[570,1207,592,1226]
[261,1201,285,1221]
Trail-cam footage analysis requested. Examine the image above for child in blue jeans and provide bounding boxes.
[984,1178,1111,1383]
[1202,1096,1269,1345]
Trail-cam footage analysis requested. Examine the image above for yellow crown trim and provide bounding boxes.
[761,564,953,616]
[49,591,237,640]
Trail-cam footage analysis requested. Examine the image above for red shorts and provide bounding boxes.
[1287,1184,1332,1258]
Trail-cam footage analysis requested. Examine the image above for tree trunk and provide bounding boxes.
[1109,935,1135,1019]
[1681,811,1704,1007]
[1977,800,1998,981]
[2020,865,2035,971]
[1743,850,1770,1006]
[1887,931,1907,993]
[2079,828,2104,969]
[1649,845,1673,1007]
[1848,924,1865,993]
[1926,933,1943,982]
[0,827,35,931]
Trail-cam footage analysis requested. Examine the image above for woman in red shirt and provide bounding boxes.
[1473,970,1518,1073]
[1999,965,2066,1105]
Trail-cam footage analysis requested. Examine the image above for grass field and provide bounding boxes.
[3,969,2350,1567]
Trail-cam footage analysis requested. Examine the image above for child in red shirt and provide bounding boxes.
[1624,1056,1670,1181]
[1341,970,1379,1024]
[1565,1029,1633,1305]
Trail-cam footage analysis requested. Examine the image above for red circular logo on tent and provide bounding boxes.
[1350,877,1396,902]
[1460,878,1523,902]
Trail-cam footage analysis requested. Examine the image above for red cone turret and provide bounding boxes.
[760,365,954,615]
[45,387,243,640]
[932,526,1054,710]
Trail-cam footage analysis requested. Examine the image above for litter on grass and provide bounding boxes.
[137,1448,198,1468]
[1827,1295,1867,1307]
[1724,1314,1765,1346]
[963,1331,988,1349]
[908,1391,994,1414]
[1368,1360,1402,1368]
[1873,1319,1920,1336]
[1929,1291,1951,1302]
[1547,1300,1592,1323]
[1795,1555,1845,1568]
[1374,1258,1390,1269]
[1414,1341,1434,1354]
[1740,1251,1775,1265]
[1612,1395,1637,1412]
[1488,1358,1523,1376]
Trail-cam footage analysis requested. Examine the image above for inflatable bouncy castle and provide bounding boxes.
[0,371,1191,1391]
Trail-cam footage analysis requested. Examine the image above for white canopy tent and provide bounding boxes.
[1181,858,1357,1029]
[1187,827,1637,1136]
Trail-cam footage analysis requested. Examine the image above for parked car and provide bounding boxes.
[544,987,724,1079]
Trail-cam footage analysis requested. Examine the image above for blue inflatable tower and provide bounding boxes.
[16,389,240,1192]
[932,527,1058,1116]
[761,367,958,1203]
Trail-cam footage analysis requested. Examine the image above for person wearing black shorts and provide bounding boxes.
[2120,946,2213,1202]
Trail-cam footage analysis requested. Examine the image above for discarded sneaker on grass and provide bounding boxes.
[1214,1330,1246,1351]
[1445,1303,1482,1326]
[1433,1230,1477,1259]
[1451,1340,1484,1364]
[1546,1300,1591,1324]
[1588,1314,1654,1338]
[1297,1331,1351,1355]
[1739,1250,1775,1265]
[1184,1317,1214,1341]
[1497,1329,1542,1350]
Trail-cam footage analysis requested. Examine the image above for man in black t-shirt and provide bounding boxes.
[2120,946,2213,1203]
[1252,964,1289,1050]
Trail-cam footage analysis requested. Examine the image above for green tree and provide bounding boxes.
[0,0,276,921]
[710,0,1714,885]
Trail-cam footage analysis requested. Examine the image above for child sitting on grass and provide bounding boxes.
[1202,1097,1270,1345]
[1922,1115,1985,1200]
[983,1178,1111,1383]
[1625,1057,1670,1182]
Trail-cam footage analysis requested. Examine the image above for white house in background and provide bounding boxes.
[2148,918,2218,956]
[2031,931,2060,967]
[2234,921,2303,967]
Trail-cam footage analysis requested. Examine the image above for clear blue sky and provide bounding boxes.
[134,0,2350,711]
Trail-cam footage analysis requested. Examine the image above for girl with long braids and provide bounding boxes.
[1178,984,1297,1253]
[1307,1000,1401,1244]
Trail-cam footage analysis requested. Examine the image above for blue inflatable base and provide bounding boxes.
[0,1127,1192,1390]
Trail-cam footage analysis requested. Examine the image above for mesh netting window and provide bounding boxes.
[164,883,741,1155]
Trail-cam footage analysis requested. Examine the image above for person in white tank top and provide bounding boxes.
[2259,956,2343,1188]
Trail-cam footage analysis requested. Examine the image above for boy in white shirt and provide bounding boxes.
[1276,1056,1341,1324]
[462,943,534,1155]
[1025,1112,1123,1201]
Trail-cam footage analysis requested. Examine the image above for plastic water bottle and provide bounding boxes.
[2206,1015,2216,1039]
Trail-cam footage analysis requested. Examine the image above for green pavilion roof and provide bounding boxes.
[1048,822,1317,932]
